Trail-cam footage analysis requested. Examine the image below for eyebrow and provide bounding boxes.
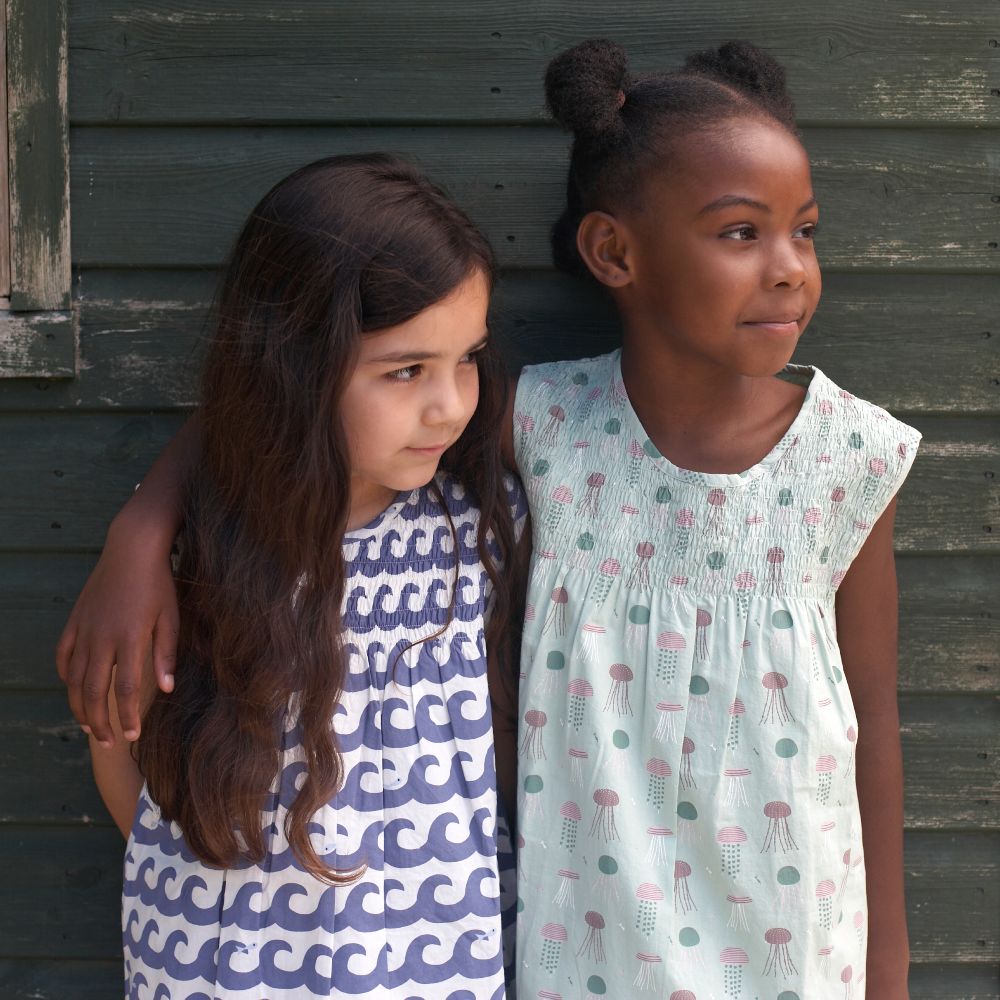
[365,332,489,365]
[697,194,817,216]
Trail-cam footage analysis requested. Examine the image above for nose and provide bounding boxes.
[423,372,472,427]
[767,237,808,289]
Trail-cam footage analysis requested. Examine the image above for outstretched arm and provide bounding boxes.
[836,497,910,999]
[56,416,200,747]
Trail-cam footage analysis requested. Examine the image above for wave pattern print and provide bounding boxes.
[122,474,527,999]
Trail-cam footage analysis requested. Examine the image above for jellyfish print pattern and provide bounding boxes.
[543,586,569,636]
[628,541,655,588]
[765,546,786,595]
[803,505,822,552]
[567,679,593,731]
[577,471,607,518]
[646,825,674,866]
[646,758,671,808]
[655,701,684,742]
[836,848,853,909]
[520,709,547,760]
[717,826,748,878]
[553,867,579,908]
[536,649,565,696]
[596,854,620,900]
[674,860,697,914]
[633,952,662,991]
[703,549,726,592]
[605,662,634,716]
[568,747,588,786]
[676,801,698,844]
[541,403,565,445]
[627,438,645,486]
[763,927,798,978]
[844,725,858,778]
[581,622,607,662]
[678,926,706,969]
[539,922,567,973]
[863,456,887,504]
[579,384,603,422]
[571,530,595,569]
[734,570,756,616]
[656,631,687,683]
[695,609,712,661]
[727,698,745,751]
[705,486,728,538]
[590,788,621,841]
[591,559,621,606]
[726,894,752,932]
[585,975,607,1000]
[680,737,697,790]
[815,754,837,805]
[559,802,581,850]
[523,773,544,817]
[761,672,794,725]
[600,416,621,458]
[762,801,798,853]
[577,910,607,962]
[724,767,751,808]
[544,484,574,532]
[776,865,801,908]
[840,965,855,1000]
[815,879,836,930]
[688,674,711,722]
[626,604,650,649]
[653,484,672,527]
[674,507,696,558]
[635,883,665,935]
[720,947,749,999]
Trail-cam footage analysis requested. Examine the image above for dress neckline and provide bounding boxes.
[612,348,822,488]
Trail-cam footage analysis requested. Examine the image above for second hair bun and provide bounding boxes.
[544,39,630,139]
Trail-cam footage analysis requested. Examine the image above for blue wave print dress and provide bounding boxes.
[122,473,525,1000]
[512,350,920,1000]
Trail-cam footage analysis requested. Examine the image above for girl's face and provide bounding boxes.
[340,269,489,529]
[616,118,821,377]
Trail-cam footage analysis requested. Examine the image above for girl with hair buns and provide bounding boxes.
[507,38,917,999]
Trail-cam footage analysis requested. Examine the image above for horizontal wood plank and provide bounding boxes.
[0,309,77,378]
[2,691,995,829]
[67,1,1000,126]
[908,964,1000,1000]
[1,412,995,553]
[0,825,993,959]
[69,126,1000,272]
[0,271,996,413]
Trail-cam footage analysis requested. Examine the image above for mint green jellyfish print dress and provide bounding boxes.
[512,350,920,1000]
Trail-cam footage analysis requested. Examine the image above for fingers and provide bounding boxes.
[152,608,178,694]
[54,617,78,686]
[81,643,117,748]
[62,629,91,732]
[114,640,146,741]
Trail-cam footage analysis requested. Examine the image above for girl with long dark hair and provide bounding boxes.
[84,153,524,999]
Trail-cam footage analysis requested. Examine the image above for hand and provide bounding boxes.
[55,517,179,747]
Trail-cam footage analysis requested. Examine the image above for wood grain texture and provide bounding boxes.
[0,308,76,377]
[67,1,1000,126]
[2,691,994,829]
[68,126,1000,272]
[0,824,993,960]
[1,412,995,553]
[2,553,996,694]
[0,270,995,413]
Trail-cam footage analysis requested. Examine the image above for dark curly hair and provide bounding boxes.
[545,39,798,276]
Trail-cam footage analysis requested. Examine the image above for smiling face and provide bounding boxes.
[340,269,489,528]
[602,118,821,377]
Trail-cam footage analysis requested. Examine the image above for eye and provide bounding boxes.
[795,222,819,239]
[721,225,757,241]
[461,344,487,364]
[386,364,421,382]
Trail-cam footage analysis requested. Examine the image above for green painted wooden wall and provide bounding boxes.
[2,2,997,996]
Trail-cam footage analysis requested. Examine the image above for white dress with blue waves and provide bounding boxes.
[122,473,523,999]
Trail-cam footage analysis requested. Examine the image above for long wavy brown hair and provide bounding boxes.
[137,154,521,883]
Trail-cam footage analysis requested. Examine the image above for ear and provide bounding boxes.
[576,211,633,288]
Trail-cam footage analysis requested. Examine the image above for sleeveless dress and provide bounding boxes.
[512,349,920,1000]
[122,473,525,1000]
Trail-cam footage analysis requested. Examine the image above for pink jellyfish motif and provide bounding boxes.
[828,483,847,528]
[680,737,697,791]
[512,409,534,448]
[520,709,547,761]
[635,882,665,935]
[590,788,621,841]
[558,802,581,851]
[815,754,838,805]
[605,662,634,716]
[572,440,591,469]
[542,586,569,636]
[553,866,579,908]
[628,540,656,588]
[581,621,607,662]
[654,700,684,742]
[744,510,765,532]
[673,859,697,914]
[579,384,604,423]
[591,558,621,606]
[818,944,833,975]
[580,471,607,517]
[673,507,696,558]
[724,767,751,808]
[633,952,662,991]
[627,438,645,486]
[840,964,855,1000]
[540,403,565,445]
[726,893,752,932]
[815,879,836,930]
[836,847,853,909]
[576,909,607,962]
[727,698,745,751]
[537,991,561,1000]
[626,604,651,649]
[720,946,749,999]
[763,927,798,978]
[803,505,823,553]
[571,530,595,570]
[695,609,712,661]
[733,570,757,618]
[705,486,728,538]
[531,547,557,586]
[544,484,574,532]
[808,630,821,682]
[762,801,798,854]
[670,993,697,1000]
[853,909,865,949]
[765,546,786,596]
[656,631,687,683]
[863,456,887,505]
[761,672,794,725]
[567,679,593,731]
[717,826,748,878]
[816,396,834,437]
[645,758,671,808]
[669,573,690,590]
[568,747,588,786]
[844,725,858,779]
[539,922,567,973]
[738,638,753,680]
[646,825,674,866]
[609,373,628,408]
[773,433,800,476]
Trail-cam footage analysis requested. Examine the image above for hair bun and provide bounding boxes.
[544,38,630,139]
[683,40,795,122]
